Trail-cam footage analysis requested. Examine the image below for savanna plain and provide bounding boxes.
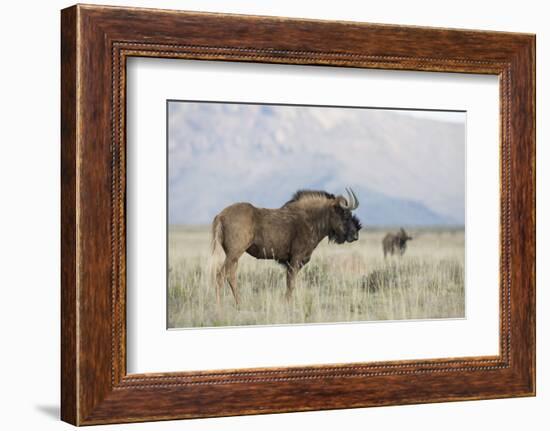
[168,226,465,328]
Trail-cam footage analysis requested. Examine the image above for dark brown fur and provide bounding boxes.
[382,227,413,257]
[212,190,361,305]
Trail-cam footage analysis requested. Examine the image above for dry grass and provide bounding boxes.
[167,226,465,328]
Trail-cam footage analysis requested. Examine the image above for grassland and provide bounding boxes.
[167,226,465,328]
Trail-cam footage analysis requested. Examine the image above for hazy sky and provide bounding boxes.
[168,102,465,226]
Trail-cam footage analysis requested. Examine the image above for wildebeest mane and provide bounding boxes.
[282,190,336,207]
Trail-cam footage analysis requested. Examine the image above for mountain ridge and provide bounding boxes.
[168,103,465,226]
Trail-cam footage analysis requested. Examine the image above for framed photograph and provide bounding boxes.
[61,4,535,425]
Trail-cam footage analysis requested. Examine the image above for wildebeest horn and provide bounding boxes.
[348,187,359,210]
[340,187,359,210]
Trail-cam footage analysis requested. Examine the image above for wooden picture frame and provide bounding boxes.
[61,4,535,425]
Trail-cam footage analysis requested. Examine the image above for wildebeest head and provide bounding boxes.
[398,227,413,246]
[328,188,362,244]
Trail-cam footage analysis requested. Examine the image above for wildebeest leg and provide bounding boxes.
[285,265,298,302]
[215,264,225,307]
[225,257,241,307]
[285,257,308,302]
[215,256,242,307]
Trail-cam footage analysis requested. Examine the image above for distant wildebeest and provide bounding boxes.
[382,228,413,257]
[211,188,362,305]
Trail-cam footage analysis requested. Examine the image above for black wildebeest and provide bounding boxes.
[382,228,413,257]
[211,188,362,305]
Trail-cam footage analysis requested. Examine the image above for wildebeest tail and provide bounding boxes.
[211,215,224,255]
[208,215,225,292]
